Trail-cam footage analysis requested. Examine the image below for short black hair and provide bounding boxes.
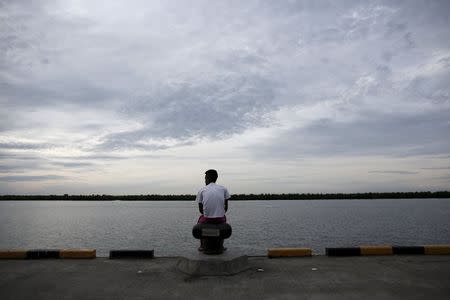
[205,169,218,181]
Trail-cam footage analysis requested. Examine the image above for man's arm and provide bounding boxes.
[224,188,230,212]
[196,189,203,215]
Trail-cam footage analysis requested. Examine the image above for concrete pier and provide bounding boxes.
[1,256,449,299]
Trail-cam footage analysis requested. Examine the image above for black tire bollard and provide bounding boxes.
[192,223,232,254]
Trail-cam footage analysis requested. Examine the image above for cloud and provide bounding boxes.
[0,152,42,160]
[96,56,277,150]
[0,175,66,182]
[0,142,56,150]
[0,0,449,193]
[421,166,450,170]
[0,165,22,172]
[51,154,128,161]
[50,161,94,168]
[249,107,450,159]
[368,171,418,175]
[433,175,450,181]
[0,161,44,173]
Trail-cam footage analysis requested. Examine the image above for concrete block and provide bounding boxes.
[177,248,249,276]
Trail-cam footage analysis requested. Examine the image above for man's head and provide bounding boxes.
[205,169,218,185]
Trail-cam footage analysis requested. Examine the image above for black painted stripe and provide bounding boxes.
[109,250,154,259]
[27,249,60,259]
[392,246,424,255]
[326,247,361,256]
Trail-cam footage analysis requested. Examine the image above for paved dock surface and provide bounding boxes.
[1,256,450,299]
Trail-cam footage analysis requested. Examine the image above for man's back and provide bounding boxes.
[196,182,230,218]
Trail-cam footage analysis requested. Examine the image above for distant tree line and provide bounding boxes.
[229,191,450,200]
[0,191,449,201]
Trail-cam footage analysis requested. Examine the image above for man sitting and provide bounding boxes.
[195,169,230,251]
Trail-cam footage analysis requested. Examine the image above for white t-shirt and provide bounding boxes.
[196,182,230,218]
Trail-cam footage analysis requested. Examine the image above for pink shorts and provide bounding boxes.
[197,215,227,224]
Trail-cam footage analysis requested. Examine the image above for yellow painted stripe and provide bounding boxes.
[59,249,96,259]
[0,250,27,259]
[423,245,450,255]
[360,246,393,256]
[267,248,312,257]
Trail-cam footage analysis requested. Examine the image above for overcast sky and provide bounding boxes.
[1,0,449,195]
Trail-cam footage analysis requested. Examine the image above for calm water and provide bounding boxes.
[1,199,449,256]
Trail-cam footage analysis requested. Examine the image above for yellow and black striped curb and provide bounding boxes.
[326,245,450,256]
[0,249,155,259]
[0,249,96,259]
[2,246,449,259]
[267,248,312,258]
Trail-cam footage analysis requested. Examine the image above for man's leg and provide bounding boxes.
[219,216,227,251]
[197,215,207,251]
[207,217,227,252]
